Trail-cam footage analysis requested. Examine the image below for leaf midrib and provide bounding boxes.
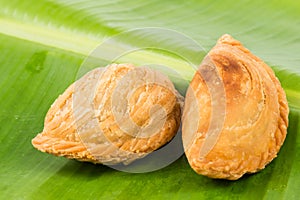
[0,17,100,55]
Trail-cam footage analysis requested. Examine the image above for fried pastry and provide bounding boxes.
[182,34,289,180]
[32,64,182,165]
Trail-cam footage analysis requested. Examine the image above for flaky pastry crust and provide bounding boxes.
[182,34,289,180]
[32,64,182,165]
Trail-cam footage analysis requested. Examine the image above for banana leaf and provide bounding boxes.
[0,0,300,199]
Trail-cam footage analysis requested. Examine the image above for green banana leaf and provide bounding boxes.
[1,0,300,199]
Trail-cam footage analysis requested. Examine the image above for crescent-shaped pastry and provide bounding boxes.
[182,34,289,180]
[32,64,182,165]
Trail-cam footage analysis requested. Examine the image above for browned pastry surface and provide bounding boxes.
[32,64,182,165]
[182,34,289,180]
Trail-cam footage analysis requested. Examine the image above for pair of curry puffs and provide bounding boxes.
[32,34,289,180]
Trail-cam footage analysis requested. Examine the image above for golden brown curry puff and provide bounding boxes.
[182,34,289,180]
[32,64,183,165]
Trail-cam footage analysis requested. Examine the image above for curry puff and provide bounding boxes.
[182,34,289,180]
[32,64,183,165]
